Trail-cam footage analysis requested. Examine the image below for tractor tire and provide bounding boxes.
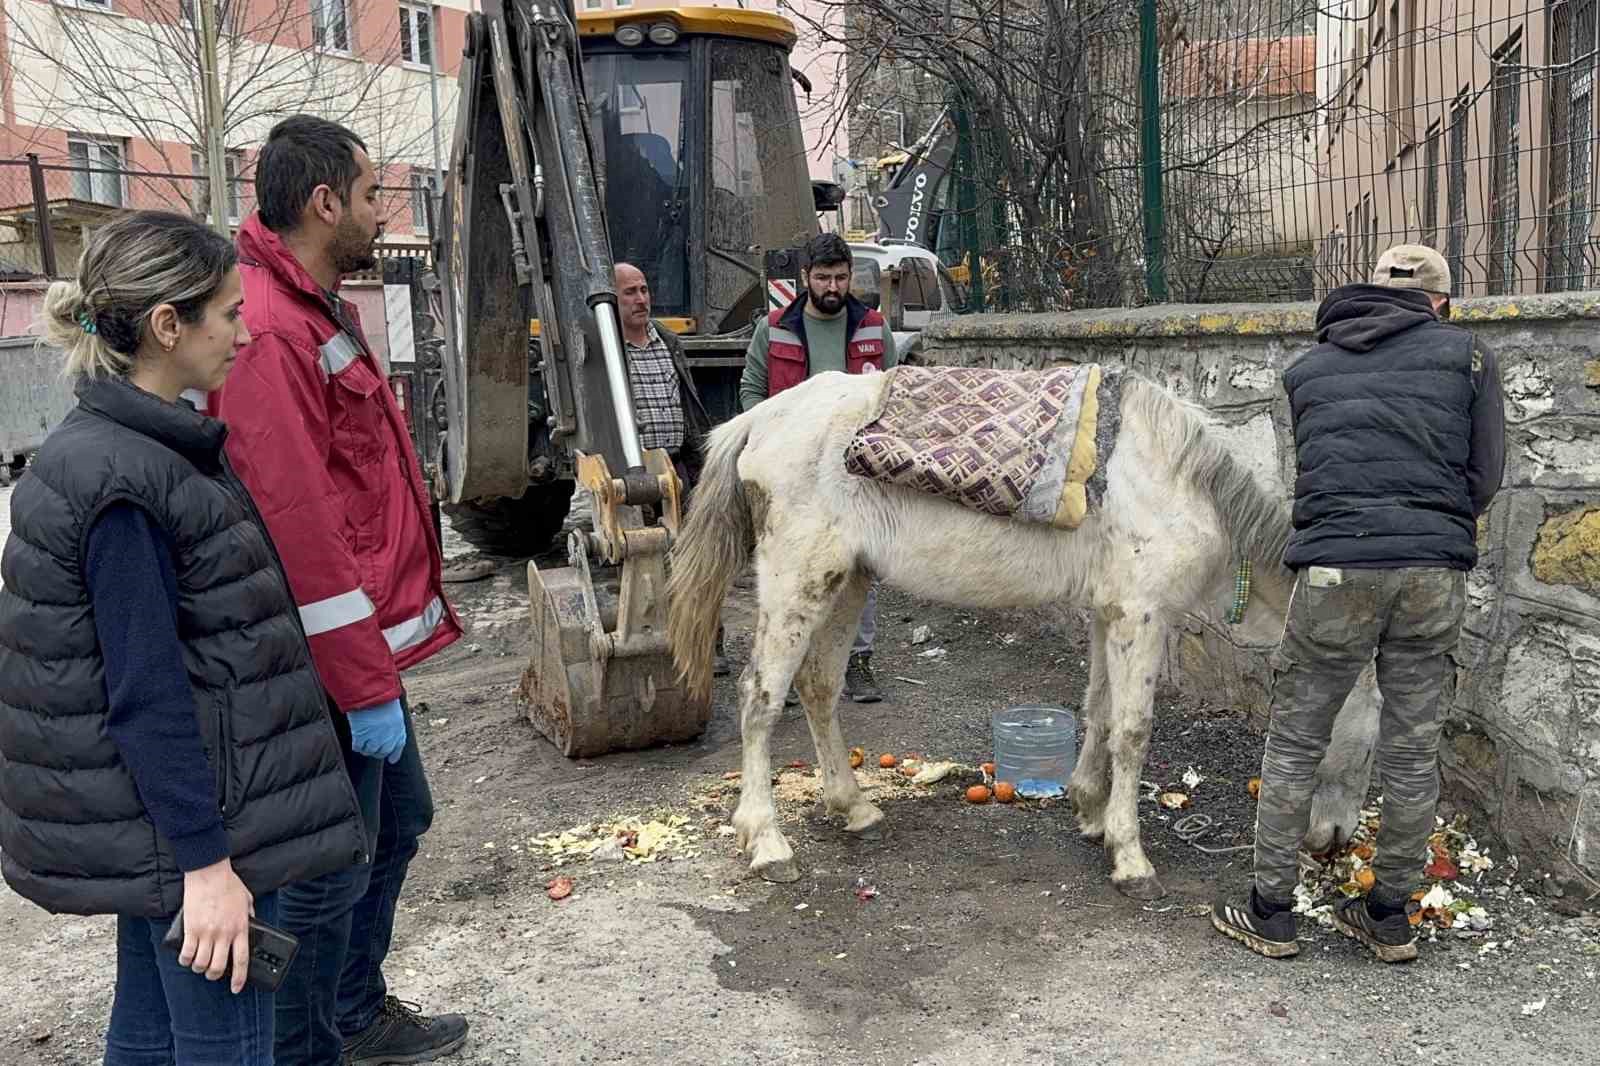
[442,480,577,558]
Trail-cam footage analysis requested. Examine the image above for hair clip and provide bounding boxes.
[76,311,98,336]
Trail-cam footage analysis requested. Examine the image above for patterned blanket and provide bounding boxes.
[843,364,1105,529]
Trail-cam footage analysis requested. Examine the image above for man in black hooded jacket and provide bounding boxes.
[1212,245,1505,963]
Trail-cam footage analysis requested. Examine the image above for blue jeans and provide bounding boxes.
[852,583,877,654]
[105,893,279,1066]
[274,698,434,1066]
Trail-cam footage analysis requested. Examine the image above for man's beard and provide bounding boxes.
[331,216,378,274]
[809,289,845,314]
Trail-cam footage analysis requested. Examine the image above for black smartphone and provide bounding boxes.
[161,910,301,994]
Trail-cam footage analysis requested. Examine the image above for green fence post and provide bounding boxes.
[1139,0,1168,302]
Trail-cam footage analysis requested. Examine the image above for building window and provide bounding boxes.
[1422,124,1441,249]
[409,170,433,231]
[191,149,245,224]
[179,0,232,32]
[1489,39,1523,295]
[614,0,632,8]
[399,2,433,67]
[1547,0,1597,291]
[584,0,603,8]
[67,135,124,207]
[1447,97,1469,294]
[312,0,351,53]
[1364,193,1378,273]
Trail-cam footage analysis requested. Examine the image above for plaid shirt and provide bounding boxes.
[626,323,685,454]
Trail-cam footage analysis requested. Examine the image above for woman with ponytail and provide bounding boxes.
[0,210,365,1065]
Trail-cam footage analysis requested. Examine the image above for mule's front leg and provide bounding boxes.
[1100,609,1168,901]
[795,578,883,836]
[1069,613,1112,840]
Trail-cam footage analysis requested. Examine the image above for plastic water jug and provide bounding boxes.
[991,705,1078,799]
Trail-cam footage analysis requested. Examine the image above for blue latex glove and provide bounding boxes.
[348,699,406,764]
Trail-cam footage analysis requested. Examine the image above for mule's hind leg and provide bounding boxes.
[733,558,846,884]
[794,576,882,835]
[1068,613,1112,840]
[1099,607,1168,901]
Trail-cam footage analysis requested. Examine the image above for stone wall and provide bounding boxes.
[922,293,1600,879]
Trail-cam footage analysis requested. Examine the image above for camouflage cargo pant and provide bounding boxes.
[1254,566,1467,906]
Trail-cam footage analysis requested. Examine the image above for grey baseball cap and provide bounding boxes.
[1371,244,1451,294]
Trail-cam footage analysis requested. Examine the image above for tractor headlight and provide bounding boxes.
[647,21,679,45]
[614,23,645,46]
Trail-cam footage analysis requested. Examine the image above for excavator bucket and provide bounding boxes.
[518,451,710,757]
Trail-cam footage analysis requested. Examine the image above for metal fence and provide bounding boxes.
[0,155,432,281]
[856,0,1600,310]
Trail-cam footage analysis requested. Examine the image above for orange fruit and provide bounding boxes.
[1247,777,1262,799]
[848,747,864,769]
[994,781,1017,803]
[981,762,996,776]
[965,785,992,804]
[1355,868,1376,892]
[879,754,898,769]
[1351,843,1375,861]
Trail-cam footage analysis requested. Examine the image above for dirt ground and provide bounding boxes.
[2,499,1599,1064]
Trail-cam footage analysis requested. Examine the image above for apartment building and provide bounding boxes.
[0,0,842,276]
[0,0,466,255]
[1317,0,1599,296]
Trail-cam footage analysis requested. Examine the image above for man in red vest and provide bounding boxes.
[739,233,896,702]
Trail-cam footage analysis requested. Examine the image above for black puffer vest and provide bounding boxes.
[0,376,366,917]
[1282,284,1478,570]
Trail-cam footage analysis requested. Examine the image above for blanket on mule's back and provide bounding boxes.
[843,363,1105,529]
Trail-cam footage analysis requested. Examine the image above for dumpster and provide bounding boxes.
[0,336,75,478]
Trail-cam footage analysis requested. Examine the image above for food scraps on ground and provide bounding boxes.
[1295,806,1499,933]
[1247,777,1262,800]
[879,754,898,769]
[981,762,996,777]
[530,815,700,866]
[849,747,865,769]
[966,785,992,804]
[994,781,1017,803]
[1158,791,1191,810]
[546,876,574,901]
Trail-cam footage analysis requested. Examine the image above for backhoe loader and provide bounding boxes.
[408,1,829,756]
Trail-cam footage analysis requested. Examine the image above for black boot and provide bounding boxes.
[342,996,469,1065]
[844,652,882,704]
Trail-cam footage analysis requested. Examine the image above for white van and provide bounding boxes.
[848,240,968,359]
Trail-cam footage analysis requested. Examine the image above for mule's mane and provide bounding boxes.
[1121,375,1292,572]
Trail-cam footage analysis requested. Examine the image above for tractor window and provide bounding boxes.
[706,39,817,330]
[586,50,691,316]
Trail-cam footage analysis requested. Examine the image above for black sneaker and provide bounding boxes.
[1210,891,1300,958]
[342,996,468,1065]
[1332,895,1419,963]
[844,652,883,704]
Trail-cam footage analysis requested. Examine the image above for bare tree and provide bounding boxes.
[6,0,438,210]
[786,0,1326,309]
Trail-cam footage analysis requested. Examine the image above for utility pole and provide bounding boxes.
[196,0,230,235]
[425,5,446,232]
[1138,0,1167,302]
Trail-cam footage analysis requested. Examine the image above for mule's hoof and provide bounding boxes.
[1114,874,1167,901]
[753,857,800,883]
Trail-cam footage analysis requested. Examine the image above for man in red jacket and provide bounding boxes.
[209,115,466,1066]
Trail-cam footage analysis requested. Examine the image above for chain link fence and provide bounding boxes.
[0,155,432,281]
[851,0,1600,310]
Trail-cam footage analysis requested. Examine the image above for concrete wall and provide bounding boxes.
[922,294,1600,878]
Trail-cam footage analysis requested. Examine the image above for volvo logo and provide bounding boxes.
[905,173,929,242]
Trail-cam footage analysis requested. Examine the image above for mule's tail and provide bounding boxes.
[668,414,756,699]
